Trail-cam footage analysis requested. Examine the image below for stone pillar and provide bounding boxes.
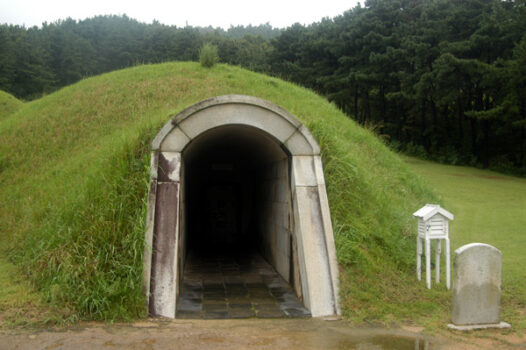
[291,155,339,317]
[149,152,182,318]
[448,243,510,330]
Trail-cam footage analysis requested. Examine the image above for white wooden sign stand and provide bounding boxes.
[413,204,454,289]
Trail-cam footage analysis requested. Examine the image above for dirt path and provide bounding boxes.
[2,318,525,350]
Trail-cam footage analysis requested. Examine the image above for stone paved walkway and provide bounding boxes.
[176,252,311,319]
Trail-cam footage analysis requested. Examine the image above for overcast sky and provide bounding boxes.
[0,0,361,29]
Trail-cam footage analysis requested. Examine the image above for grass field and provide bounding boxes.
[404,156,526,330]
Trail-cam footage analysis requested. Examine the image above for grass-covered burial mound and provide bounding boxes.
[0,62,437,322]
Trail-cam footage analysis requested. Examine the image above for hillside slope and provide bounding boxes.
[0,90,22,119]
[0,62,436,321]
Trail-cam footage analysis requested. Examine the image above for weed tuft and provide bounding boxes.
[199,43,219,68]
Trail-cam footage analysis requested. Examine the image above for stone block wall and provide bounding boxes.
[257,158,292,283]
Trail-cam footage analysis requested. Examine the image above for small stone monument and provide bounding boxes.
[448,243,510,330]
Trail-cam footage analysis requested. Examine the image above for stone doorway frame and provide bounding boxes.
[143,95,340,318]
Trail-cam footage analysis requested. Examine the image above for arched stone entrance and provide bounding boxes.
[143,95,340,318]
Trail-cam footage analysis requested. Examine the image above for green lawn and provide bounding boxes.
[404,156,526,329]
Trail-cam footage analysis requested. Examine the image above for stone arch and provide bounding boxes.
[143,95,340,318]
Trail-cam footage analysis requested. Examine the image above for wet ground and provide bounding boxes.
[177,252,310,319]
[1,319,433,350]
[3,317,524,349]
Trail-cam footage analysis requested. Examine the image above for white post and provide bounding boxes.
[417,236,422,281]
[425,238,431,289]
[436,239,441,284]
[445,237,451,290]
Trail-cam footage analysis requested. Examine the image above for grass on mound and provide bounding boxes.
[0,62,437,323]
[0,251,64,327]
[0,90,23,119]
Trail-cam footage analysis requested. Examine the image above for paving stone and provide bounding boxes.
[176,251,310,319]
[246,282,267,288]
[224,276,244,284]
[227,296,251,303]
[248,290,271,297]
[243,275,263,284]
[269,288,287,297]
[228,303,253,309]
[225,282,244,288]
[202,296,227,304]
[251,297,276,305]
[203,311,229,319]
[177,298,202,312]
[257,302,280,310]
[183,279,203,286]
[226,284,247,290]
[228,308,256,318]
[227,291,248,298]
[282,307,311,318]
[203,281,224,288]
[176,310,202,319]
[256,309,287,318]
[276,293,302,303]
[203,303,228,312]
[179,290,202,299]
[278,300,305,309]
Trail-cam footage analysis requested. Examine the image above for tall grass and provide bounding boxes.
[0,62,436,322]
[13,130,153,319]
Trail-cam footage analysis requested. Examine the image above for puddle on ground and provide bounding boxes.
[326,334,430,350]
[272,319,432,350]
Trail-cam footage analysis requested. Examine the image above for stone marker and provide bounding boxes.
[448,243,510,330]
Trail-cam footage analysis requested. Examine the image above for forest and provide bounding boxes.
[1,0,526,172]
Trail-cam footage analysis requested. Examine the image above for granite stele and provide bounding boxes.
[142,95,341,319]
[448,243,510,330]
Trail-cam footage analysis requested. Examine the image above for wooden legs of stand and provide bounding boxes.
[417,236,422,281]
[425,238,431,289]
[436,239,441,284]
[445,237,450,289]
[416,237,450,289]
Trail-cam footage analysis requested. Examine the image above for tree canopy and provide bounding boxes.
[1,0,526,172]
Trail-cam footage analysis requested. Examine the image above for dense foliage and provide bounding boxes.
[269,0,526,171]
[0,16,278,99]
[1,0,526,171]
